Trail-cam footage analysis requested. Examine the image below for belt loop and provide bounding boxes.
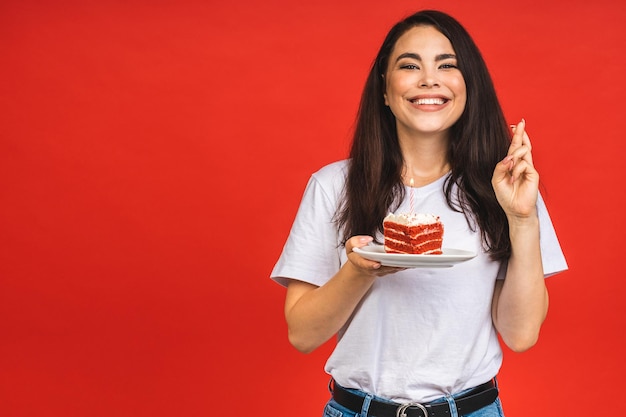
[443,395,458,417]
[360,392,374,416]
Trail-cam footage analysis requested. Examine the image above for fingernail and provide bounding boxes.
[520,118,526,125]
[359,236,373,243]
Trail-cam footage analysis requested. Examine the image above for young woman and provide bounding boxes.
[271,10,567,417]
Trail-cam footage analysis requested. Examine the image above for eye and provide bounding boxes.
[400,63,420,70]
[439,62,458,70]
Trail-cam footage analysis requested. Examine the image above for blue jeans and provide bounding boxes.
[323,382,505,417]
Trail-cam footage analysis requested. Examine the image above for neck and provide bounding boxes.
[399,134,450,187]
[403,163,450,187]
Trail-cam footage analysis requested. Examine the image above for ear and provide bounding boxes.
[382,74,389,106]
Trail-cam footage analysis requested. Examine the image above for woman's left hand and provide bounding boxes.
[491,119,539,219]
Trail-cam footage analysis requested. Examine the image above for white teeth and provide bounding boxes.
[413,98,446,105]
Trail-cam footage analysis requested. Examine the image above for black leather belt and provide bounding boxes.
[331,379,498,417]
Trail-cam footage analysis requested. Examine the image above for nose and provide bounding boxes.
[418,69,439,87]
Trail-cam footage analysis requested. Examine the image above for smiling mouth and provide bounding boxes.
[410,98,448,105]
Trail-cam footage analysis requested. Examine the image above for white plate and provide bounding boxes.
[353,245,477,268]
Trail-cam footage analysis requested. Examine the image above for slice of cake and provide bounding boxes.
[383,213,444,254]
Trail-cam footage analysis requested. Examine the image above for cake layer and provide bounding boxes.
[383,213,444,255]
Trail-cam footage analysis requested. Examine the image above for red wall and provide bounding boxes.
[1,1,624,415]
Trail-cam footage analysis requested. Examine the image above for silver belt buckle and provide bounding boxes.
[396,402,428,417]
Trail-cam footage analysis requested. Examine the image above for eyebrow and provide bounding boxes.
[395,52,457,62]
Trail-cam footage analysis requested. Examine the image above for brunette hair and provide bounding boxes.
[336,10,512,260]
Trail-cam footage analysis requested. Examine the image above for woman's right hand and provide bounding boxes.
[346,236,406,277]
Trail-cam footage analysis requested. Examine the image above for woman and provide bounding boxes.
[271,10,567,417]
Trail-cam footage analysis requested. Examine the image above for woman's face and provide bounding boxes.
[384,25,466,140]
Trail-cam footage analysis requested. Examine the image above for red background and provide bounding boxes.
[1,0,624,415]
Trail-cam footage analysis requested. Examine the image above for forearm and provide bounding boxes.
[493,214,548,352]
[285,262,377,353]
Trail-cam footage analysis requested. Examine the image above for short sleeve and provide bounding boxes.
[536,192,568,277]
[270,162,347,287]
[497,192,568,280]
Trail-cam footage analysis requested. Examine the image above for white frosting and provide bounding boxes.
[384,212,440,225]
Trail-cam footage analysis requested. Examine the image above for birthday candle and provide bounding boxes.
[409,178,414,214]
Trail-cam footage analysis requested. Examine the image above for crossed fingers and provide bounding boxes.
[503,119,534,183]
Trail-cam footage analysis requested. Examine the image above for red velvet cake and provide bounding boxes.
[383,213,444,254]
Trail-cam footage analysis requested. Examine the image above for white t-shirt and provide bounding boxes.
[271,159,567,403]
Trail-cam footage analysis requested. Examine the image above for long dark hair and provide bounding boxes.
[336,10,512,261]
